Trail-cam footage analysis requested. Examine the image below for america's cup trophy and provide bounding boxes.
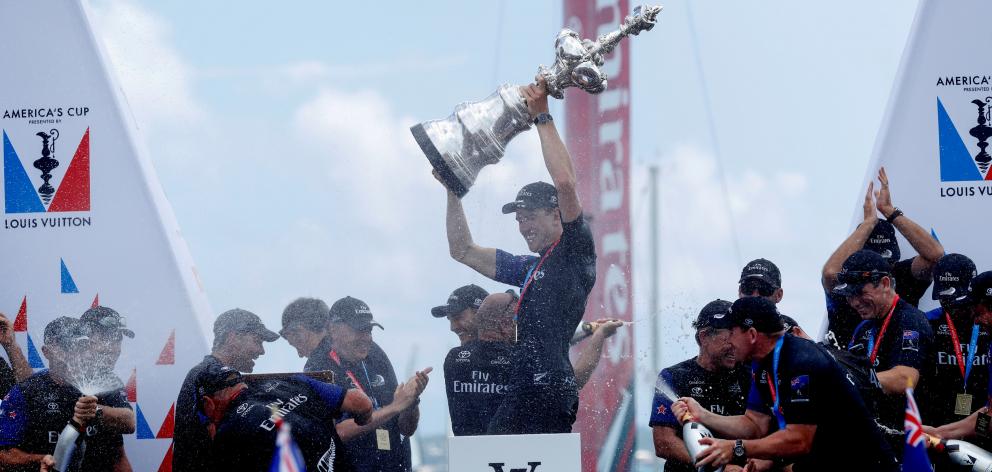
[410,5,662,197]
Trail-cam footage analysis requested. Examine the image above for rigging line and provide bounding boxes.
[684,1,744,268]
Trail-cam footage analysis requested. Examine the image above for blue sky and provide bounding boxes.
[86,0,919,439]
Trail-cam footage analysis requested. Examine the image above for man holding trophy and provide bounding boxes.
[436,76,596,435]
[416,5,660,436]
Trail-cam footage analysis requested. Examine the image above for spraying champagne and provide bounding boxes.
[678,410,725,472]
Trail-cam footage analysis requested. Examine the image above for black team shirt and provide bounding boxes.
[648,358,750,472]
[847,298,932,431]
[174,354,222,472]
[749,335,898,472]
[0,370,131,472]
[211,376,350,472]
[918,308,990,428]
[493,215,596,392]
[443,340,513,436]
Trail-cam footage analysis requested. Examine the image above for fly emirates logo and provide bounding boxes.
[453,370,509,394]
[259,394,309,431]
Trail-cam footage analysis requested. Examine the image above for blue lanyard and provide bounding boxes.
[966,325,980,387]
[360,360,380,409]
[848,319,872,350]
[770,336,787,430]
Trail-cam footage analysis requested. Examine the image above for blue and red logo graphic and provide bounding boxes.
[3,128,90,213]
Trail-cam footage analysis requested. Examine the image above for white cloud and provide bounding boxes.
[86,0,204,131]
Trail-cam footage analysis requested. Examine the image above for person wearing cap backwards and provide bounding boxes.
[838,249,933,450]
[324,296,430,472]
[198,363,373,471]
[80,306,134,378]
[672,297,898,472]
[438,76,595,435]
[432,284,488,346]
[174,308,279,472]
[923,271,992,444]
[916,255,991,448]
[650,300,752,472]
[822,167,944,346]
[0,317,135,472]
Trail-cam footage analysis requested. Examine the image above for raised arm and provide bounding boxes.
[874,167,943,279]
[441,178,497,279]
[522,77,582,223]
[822,182,878,290]
[0,314,30,382]
[572,320,623,389]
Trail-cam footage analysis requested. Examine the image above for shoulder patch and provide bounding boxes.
[902,330,920,351]
[789,375,810,403]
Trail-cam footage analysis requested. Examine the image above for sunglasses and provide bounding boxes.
[740,279,775,297]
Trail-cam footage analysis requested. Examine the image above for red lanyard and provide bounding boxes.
[945,312,967,380]
[329,349,367,396]
[514,238,561,316]
[869,295,901,365]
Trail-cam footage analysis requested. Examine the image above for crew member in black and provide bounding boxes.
[199,363,373,471]
[0,317,135,472]
[325,296,430,472]
[650,300,751,472]
[280,297,334,371]
[738,259,784,304]
[444,291,515,436]
[432,284,488,346]
[923,271,992,443]
[672,298,898,472]
[822,168,944,346]
[439,77,595,434]
[839,250,933,449]
[174,308,279,472]
[0,313,30,398]
[918,254,989,437]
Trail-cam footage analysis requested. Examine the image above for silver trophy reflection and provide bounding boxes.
[411,5,662,197]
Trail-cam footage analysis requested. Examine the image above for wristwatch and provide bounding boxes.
[733,439,747,464]
[533,112,553,126]
[885,207,903,223]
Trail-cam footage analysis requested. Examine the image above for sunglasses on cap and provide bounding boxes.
[837,269,889,285]
[740,279,775,297]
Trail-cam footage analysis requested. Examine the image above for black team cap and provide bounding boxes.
[214,308,279,343]
[931,253,977,304]
[43,316,90,349]
[501,181,559,214]
[691,299,733,330]
[717,297,784,334]
[738,258,782,289]
[968,271,992,305]
[832,250,892,297]
[196,363,244,397]
[864,220,901,265]
[431,284,488,318]
[81,305,135,339]
[329,296,384,331]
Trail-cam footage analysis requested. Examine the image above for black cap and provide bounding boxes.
[214,308,279,343]
[281,297,330,331]
[44,316,90,349]
[932,253,977,304]
[501,182,559,214]
[81,306,135,339]
[780,315,801,332]
[864,220,901,265]
[692,299,733,330]
[329,296,383,331]
[738,258,782,289]
[720,297,784,333]
[832,250,892,297]
[968,271,992,304]
[431,284,489,318]
[196,363,244,397]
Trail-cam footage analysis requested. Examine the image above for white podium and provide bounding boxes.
[448,433,581,472]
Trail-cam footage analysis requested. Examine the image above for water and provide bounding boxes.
[64,351,124,396]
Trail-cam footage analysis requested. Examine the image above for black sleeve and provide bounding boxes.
[893,258,931,307]
[559,214,595,259]
[888,308,932,370]
[780,357,829,425]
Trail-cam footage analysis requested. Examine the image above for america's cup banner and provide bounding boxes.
[0,1,212,470]
[563,0,636,471]
[849,0,992,313]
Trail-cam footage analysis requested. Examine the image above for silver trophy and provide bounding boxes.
[411,5,662,197]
